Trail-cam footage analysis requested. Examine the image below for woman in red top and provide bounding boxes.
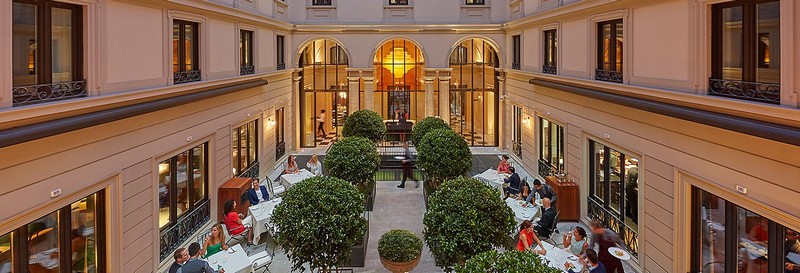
[223,199,252,243]
[517,220,546,254]
[498,155,511,174]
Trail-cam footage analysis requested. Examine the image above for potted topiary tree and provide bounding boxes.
[416,128,472,191]
[423,177,516,271]
[324,136,381,210]
[378,229,423,273]
[455,250,562,273]
[342,109,387,143]
[272,176,367,273]
[411,116,450,147]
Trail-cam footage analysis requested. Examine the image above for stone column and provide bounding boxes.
[347,76,360,111]
[438,72,451,122]
[496,70,507,150]
[291,69,303,151]
[362,68,375,111]
[423,69,437,117]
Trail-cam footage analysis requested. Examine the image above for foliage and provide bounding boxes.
[416,128,472,189]
[423,178,516,270]
[342,110,386,142]
[272,176,367,272]
[378,229,423,263]
[324,136,380,192]
[411,117,451,147]
[455,250,563,273]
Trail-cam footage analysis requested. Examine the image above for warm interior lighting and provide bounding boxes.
[522,116,530,125]
[383,47,416,78]
[267,118,276,127]
[339,91,347,99]
[158,163,169,174]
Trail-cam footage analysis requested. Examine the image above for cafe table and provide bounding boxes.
[248,197,282,243]
[505,198,540,227]
[474,168,508,195]
[533,241,584,272]
[280,169,315,189]
[205,244,252,273]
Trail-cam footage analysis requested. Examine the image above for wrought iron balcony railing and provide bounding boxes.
[512,63,521,70]
[276,141,286,161]
[708,78,780,105]
[595,69,623,83]
[240,65,255,75]
[173,70,202,84]
[312,0,332,5]
[159,199,210,261]
[538,158,553,178]
[588,198,639,259]
[512,141,522,158]
[277,63,286,70]
[238,162,260,180]
[543,64,557,75]
[12,80,87,107]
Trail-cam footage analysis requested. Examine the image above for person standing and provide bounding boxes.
[527,179,558,207]
[316,109,326,138]
[169,248,189,273]
[397,142,419,188]
[588,220,625,273]
[177,242,224,273]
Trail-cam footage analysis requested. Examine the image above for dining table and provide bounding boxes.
[533,241,584,272]
[248,197,282,243]
[205,244,252,273]
[505,198,541,228]
[280,169,315,189]
[474,168,508,196]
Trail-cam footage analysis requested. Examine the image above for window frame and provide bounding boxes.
[276,35,286,70]
[158,143,210,230]
[239,29,255,75]
[537,116,564,176]
[172,19,201,84]
[232,119,259,177]
[275,107,286,161]
[543,29,558,74]
[595,19,624,83]
[511,35,521,70]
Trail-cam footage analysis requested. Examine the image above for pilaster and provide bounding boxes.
[437,70,452,122]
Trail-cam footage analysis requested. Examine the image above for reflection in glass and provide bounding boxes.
[721,6,743,81]
[609,149,622,214]
[192,145,206,206]
[13,2,38,86]
[0,232,11,273]
[593,142,606,200]
[172,23,180,73]
[600,23,612,71]
[299,39,349,147]
[699,190,726,273]
[738,208,768,273]
[70,194,97,273]
[176,151,189,217]
[27,212,59,273]
[448,38,498,146]
[51,7,74,83]
[184,24,195,71]
[248,121,256,168]
[756,1,780,84]
[158,159,171,228]
[623,156,639,228]
[785,228,800,273]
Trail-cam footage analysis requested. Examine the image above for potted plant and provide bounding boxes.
[416,128,472,191]
[324,136,381,210]
[378,229,423,273]
[410,116,450,147]
[455,250,562,273]
[272,176,367,273]
[423,177,516,271]
[342,109,386,143]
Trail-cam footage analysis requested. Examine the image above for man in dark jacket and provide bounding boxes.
[504,166,521,196]
[534,198,557,237]
[246,178,270,205]
[177,242,224,273]
[168,248,188,273]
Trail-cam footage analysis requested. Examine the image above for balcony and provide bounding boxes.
[12,80,87,107]
[173,70,202,84]
[240,65,255,76]
[595,69,623,83]
[708,78,780,105]
[543,64,557,75]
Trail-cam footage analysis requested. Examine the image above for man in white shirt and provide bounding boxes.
[316,109,326,138]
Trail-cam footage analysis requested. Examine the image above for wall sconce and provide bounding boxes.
[267,118,276,127]
[522,116,531,125]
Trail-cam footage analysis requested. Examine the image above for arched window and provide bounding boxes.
[450,46,468,64]
[330,46,348,65]
[448,38,499,146]
[299,39,350,147]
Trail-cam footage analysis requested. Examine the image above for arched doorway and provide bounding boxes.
[449,38,499,146]
[372,39,435,123]
[299,39,350,147]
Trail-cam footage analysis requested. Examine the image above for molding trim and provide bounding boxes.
[0,80,268,148]
[529,78,800,147]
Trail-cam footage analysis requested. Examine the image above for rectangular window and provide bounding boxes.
[710,0,780,104]
[543,29,557,74]
[12,0,85,106]
[0,191,106,273]
[691,187,797,273]
[465,0,485,5]
[538,117,564,177]
[276,35,285,70]
[596,19,623,83]
[511,35,521,70]
[173,20,200,84]
[312,0,332,5]
[389,0,409,5]
[275,108,286,161]
[232,120,258,176]
[588,140,639,258]
[158,143,209,260]
[240,30,254,75]
[511,106,523,158]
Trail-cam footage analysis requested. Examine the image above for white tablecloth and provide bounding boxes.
[534,241,584,272]
[505,198,540,227]
[280,169,315,189]
[474,168,508,195]
[206,244,252,273]
[248,197,282,243]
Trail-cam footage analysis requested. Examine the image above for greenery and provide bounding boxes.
[272,176,367,272]
[342,110,386,142]
[378,229,423,263]
[411,117,451,147]
[324,136,380,193]
[423,178,516,271]
[416,128,472,189]
[456,250,563,273]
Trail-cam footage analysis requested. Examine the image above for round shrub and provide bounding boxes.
[378,229,423,263]
[411,117,450,147]
[416,128,472,188]
[324,136,380,188]
[456,250,562,273]
[272,176,367,272]
[423,177,516,270]
[342,109,386,142]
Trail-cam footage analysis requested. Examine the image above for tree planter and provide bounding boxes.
[344,219,369,267]
[380,256,421,273]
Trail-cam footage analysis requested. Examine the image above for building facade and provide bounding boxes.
[0,0,798,273]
